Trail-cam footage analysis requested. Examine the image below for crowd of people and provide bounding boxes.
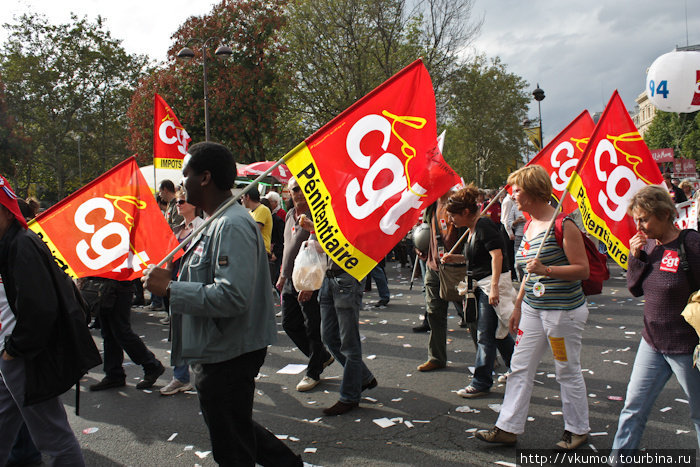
[0,146,698,466]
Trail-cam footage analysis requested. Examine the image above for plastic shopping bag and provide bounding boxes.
[292,240,327,291]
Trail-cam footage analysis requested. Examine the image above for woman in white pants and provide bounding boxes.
[476,165,591,450]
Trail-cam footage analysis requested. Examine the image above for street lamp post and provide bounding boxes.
[532,83,545,148]
[177,38,233,141]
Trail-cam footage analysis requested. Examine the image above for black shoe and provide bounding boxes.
[374,299,389,307]
[458,319,468,328]
[412,323,430,333]
[323,400,358,416]
[136,363,165,389]
[362,377,378,391]
[90,377,126,391]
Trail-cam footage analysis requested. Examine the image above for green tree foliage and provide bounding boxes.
[279,0,482,136]
[0,13,148,201]
[0,79,29,180]
[442,56,529,187]
[127,0,289,164]
[644,110,700,168]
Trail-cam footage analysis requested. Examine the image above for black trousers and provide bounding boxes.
[98,281,160,380]
[194,348,301,467]
[281,282,330,380]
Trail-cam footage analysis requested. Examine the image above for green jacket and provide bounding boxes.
[170,201,276,365]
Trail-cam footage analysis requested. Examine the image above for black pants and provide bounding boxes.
[281,283,330,380]
[194,348,301,467]
[98,281,160,380]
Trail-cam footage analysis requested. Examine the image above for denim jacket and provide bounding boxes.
[170,201,276,365]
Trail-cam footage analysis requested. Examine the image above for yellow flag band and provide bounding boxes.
[154,158,184,170]
[28,222,79,279]
[285,143,377,281]
[569,173,629,269]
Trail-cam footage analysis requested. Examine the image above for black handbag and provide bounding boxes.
[463,271,477,322]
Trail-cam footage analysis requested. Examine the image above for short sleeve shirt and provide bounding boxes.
[250,204,273,254]
[465,217,508,281]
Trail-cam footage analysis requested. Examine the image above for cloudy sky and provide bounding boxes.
[1,0,699,143]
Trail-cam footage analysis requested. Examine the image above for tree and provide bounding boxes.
[278,0,482,134]
[127,0,290,164]
[644,110,700,166]
[442,56,529,187]
[0,13,148,201]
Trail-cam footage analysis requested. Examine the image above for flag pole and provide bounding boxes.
[154,144,301,268]
[446,186,507,255]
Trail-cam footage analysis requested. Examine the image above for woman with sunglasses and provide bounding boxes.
[442,183,515,399]
[159,190,204,396]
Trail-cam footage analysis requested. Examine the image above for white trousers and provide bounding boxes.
[496,302,590,435]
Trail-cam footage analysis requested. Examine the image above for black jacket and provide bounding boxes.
[0,221,102,405]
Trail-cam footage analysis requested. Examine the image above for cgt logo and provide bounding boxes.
[344,112,429,235]
[660,249,680,273]
[74,196,149,272]
[159,115,190,155]
[592,133,649,222]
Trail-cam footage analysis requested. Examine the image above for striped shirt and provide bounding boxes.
[516,223,585,310]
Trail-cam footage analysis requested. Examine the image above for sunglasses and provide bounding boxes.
[176,199,187,205]
[291,186,301,193]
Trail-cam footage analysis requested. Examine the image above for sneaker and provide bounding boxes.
[322,400,358,416]
[146,303,164,311]
[497,371,511,384]
[160,378,193,396]
[374,298,389,307]
[136,363,165,389]
[159,315,170,325]
[296,376,320,392]
[90,377,126,391]
[475,426,517,445]
[456,385,489,398]
[556,430,588,450]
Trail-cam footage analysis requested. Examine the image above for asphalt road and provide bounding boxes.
[60,261,698,466]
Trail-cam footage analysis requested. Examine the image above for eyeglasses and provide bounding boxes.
[176,199,187,205]
[291,186,301,193]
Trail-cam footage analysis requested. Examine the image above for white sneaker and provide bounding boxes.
[296,376,320,392]
[159,378,193,396]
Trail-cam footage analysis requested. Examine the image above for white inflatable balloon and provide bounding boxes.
[646,51,700,113]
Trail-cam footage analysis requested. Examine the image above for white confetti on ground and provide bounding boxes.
[488,404,502,413]
[195,451,211,459]
[660,407,672,412]
[167,433,178,442]
[304,447,317,453]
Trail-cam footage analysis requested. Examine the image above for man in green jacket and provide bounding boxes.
[144,142,301,466]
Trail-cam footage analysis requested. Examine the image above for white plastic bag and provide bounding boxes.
[292,240,327,291]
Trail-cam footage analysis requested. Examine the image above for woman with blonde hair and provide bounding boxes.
[476,165,591,449]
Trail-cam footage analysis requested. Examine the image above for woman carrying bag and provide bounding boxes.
[476,165,590,449]
[611,185,700,462]
[441,184,515,398]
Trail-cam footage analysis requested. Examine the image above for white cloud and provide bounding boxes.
[469,0,700,141]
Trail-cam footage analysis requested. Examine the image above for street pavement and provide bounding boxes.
[62,261,698,466]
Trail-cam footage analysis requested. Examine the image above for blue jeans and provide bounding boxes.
[370,265,390,301]
[611,338,700,457]
[174,365,190,384]
[320,272,374,403]
[470,287,514,391]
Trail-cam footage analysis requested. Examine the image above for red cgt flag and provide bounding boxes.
[29,157,181,280]
[285,59,461,280]
[567,91,664,269]
[154,93,191,170]
[526,110,595,214]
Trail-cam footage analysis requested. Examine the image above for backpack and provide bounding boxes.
[525,213,610,295]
